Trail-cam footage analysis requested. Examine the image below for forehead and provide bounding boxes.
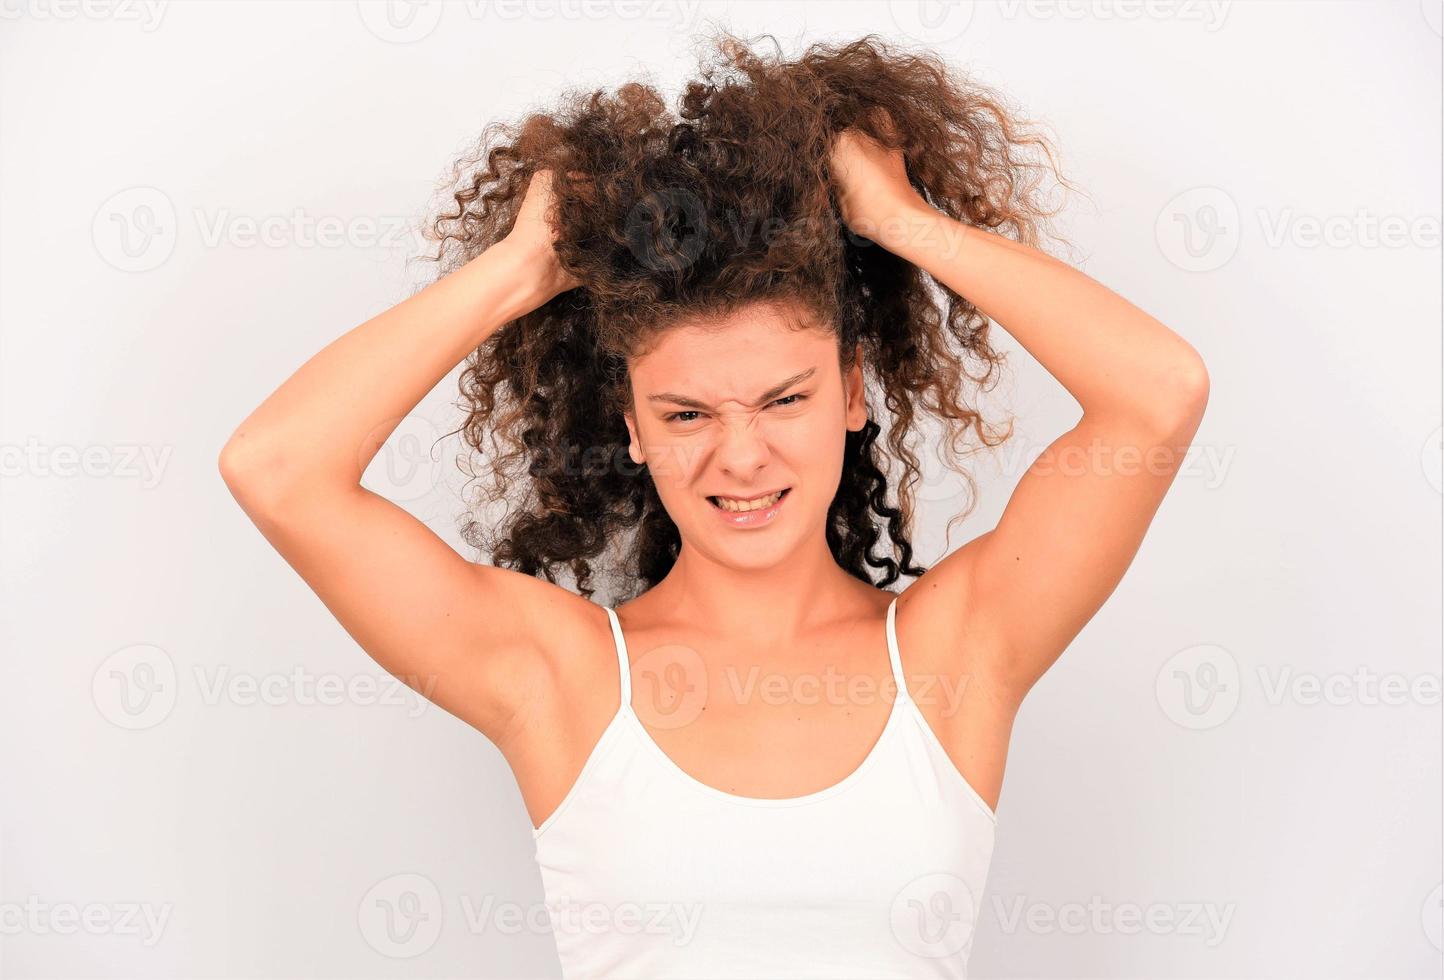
[629,302,836,393]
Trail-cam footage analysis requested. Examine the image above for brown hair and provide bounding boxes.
[423,30,1075,601]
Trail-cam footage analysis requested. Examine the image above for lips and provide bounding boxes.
[708,487,790,502]
[707,488,791,511]
[706,487,791,528]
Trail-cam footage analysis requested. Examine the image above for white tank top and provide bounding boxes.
[530,593,998,979]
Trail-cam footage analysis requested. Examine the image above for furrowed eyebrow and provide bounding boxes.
[648,367,817,412]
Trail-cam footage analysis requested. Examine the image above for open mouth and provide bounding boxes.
[707,487,791,513]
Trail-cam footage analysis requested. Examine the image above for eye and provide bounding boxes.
[664,394,806,424]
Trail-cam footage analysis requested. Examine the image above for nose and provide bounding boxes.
[712,408,771,480]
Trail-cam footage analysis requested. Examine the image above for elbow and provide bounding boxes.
[218,432,355,516]
[217,433,294,511]
[1150,348,1210,437]
[217,432,266,487]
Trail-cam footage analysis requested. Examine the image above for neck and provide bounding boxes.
[647,531,873,647]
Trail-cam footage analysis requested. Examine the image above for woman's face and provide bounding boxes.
[623,301,868,571]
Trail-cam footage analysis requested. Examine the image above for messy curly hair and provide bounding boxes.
[424,30,1074,602]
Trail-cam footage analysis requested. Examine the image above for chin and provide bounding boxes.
[704,520,804,567]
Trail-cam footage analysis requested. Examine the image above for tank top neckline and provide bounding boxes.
[530,591,999,979]
[603,594,912,809]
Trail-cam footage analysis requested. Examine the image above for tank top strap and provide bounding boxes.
[885,594,912,704]
[604,607,633,712]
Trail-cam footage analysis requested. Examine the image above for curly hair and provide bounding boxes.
[422,30,1075,602]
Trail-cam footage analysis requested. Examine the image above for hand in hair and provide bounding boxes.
[827,109,929,245]
[500,168,583,300]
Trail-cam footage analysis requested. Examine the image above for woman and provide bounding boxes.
[219,33,1208,979]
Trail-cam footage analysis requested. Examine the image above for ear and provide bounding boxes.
[623,410,645,465]
[844,342,868,432]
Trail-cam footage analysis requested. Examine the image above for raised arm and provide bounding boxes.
[218,172,591,748]
[831,125,1209,706]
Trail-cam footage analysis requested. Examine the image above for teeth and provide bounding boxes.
[713,490,785,513]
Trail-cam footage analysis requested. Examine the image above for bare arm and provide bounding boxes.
[831,126,1209,706]
[218,173,591,748]
[898,214,1207,700]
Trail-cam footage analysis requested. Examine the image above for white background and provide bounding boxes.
[1,0,1440,976]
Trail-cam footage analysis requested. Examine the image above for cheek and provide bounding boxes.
[771,412,847,472]
[638,435,706,488]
